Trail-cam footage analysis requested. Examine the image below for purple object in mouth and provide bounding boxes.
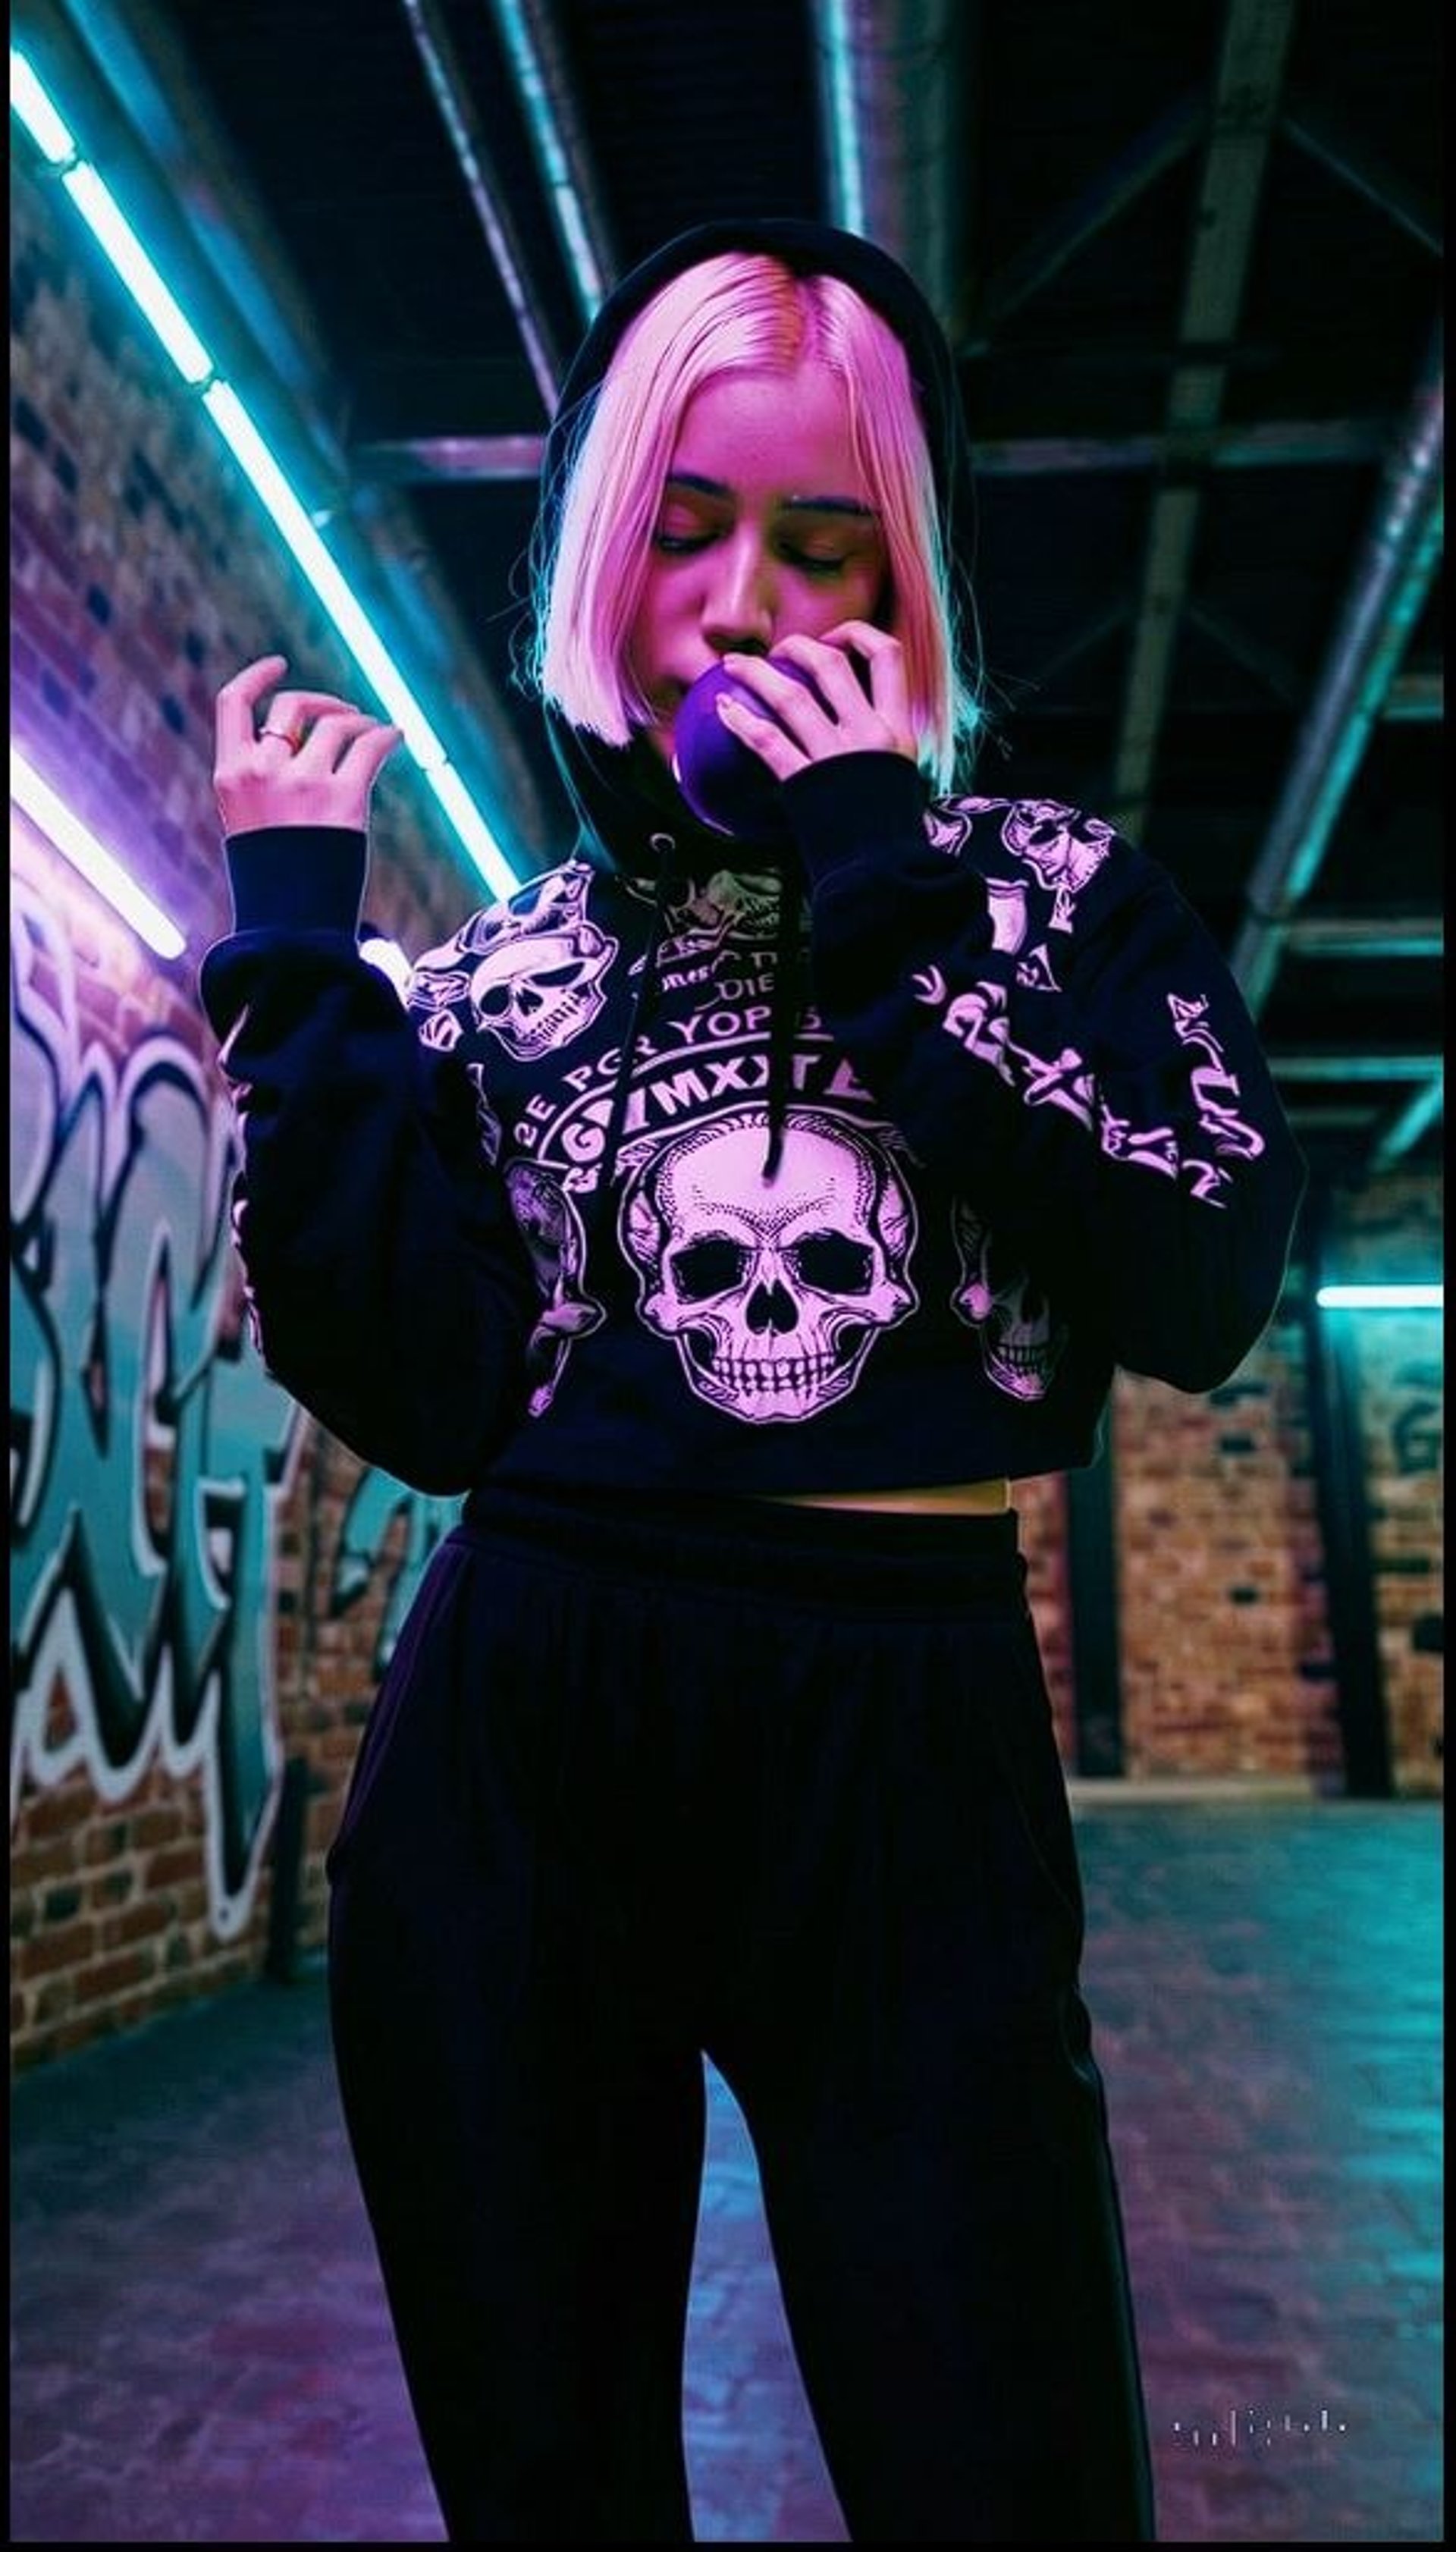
[671,658,819,840]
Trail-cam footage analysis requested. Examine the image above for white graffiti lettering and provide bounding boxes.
[10,887,303,1939]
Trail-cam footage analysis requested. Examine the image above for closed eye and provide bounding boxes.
[651,530,851,575]
[781,548,851,576]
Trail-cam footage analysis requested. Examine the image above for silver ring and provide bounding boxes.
[259,725,302,752]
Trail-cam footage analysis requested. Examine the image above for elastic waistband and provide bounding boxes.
[457,1476,1025,1616]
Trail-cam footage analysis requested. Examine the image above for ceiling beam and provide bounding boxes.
[1230,317,1445,1012]
[347,413,1389,485]
[1269,1051,1442,1082]
[1106,0,1299,842]
[1282,93,1443,258]
[1185,599,1304,706]
[1282,1103,1384,1130]
[1383,665,1444,720]
[976,417,1389,472]
[1284,914,1442,959]
[353,433,549,482]
[958,91,1206,354]
[1369,1075,1444,1168]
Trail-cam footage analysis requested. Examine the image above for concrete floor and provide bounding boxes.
[9,1795,1443,2543]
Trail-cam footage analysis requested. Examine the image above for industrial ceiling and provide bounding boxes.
[17,0,1445,1208]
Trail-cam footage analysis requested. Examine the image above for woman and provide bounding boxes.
[203,217,1305,2543]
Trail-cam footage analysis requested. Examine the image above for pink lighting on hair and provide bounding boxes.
[532,253,981,790]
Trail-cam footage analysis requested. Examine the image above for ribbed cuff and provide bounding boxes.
[780,752,931,886]
[223,827,368,934]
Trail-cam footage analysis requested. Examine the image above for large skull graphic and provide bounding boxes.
[622,1110,917,1424]
[949,1202,1068,1402]
[463,866,617,1061]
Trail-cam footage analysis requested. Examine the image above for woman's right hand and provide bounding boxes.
[213,654,405,836]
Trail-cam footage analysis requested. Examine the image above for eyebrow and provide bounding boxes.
[664,471,879,520]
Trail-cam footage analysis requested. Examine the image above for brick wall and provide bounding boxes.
[10,155,488,2069]
[1114,1314,1341,1782]
[1319,1175,1444,1796]
[8,156,1444,2073]
[1017,1471,1074,1759]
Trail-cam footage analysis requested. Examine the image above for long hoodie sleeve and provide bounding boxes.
[199,826,537,1493]
[784,755,1307,1392]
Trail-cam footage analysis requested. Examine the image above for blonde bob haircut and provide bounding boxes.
[530,253,981,792]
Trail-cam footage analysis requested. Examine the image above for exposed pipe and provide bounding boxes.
[398,0,565,416]
[808,0,973,337]
[1231,318,1444,1015]
[482,0,618,323]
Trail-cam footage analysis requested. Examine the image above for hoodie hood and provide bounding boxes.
[532,215,978,882]
[531,216,977,1195]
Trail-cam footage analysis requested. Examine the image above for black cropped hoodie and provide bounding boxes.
[199,218,1307,1500]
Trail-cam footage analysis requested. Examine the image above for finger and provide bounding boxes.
[714,691,806,780]
[816,622,912,727]
[215,654,289,759]
[259,686,365,744]
[291,710,391,771]
[336,723,406,785]
[719,653,830,750]
[819,619,898,658]
[769,632,872,720]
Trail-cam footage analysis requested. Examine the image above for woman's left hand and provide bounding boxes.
[714,623,918,777]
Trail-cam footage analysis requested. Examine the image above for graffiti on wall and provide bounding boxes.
[9,880,307,1937]
[10,879,460,1940]
[1390,1361,1442,1477]
[332,1467,459,1676]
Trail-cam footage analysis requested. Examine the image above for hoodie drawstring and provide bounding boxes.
[596,841,804,1210]
[762,867,802,1182]
[596,838,680,1205]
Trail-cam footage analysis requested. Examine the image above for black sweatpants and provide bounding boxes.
[326,1480,1156,2544]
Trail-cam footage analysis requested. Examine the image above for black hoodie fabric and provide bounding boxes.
[199,218,1306,1500]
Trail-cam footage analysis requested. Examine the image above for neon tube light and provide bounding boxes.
[199,383,450,774]
[62,163,214,384]
[10,746,187,958]
[1316,1284,1443,1310]
[11,43,525,904]
[9,46,75,161]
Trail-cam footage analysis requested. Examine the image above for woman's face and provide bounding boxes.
[625,363,890,764]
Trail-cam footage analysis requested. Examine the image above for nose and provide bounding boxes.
[701,529,777,655]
